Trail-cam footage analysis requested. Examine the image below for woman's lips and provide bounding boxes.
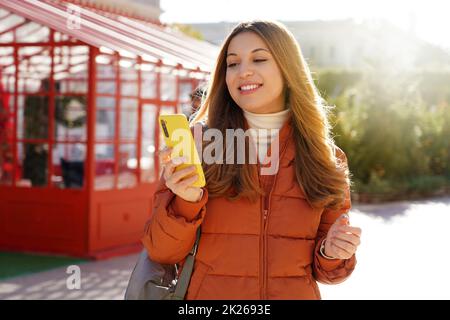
[239,84,263,95]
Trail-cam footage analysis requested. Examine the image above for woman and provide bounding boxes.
[142,20,362,300]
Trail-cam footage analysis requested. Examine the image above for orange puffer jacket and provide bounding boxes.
[142,120,356,300]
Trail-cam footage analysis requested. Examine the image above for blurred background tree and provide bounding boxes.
[314,69,450,202]
[170,23,204,40]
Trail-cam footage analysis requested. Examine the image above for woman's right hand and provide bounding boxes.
[159,147,204,203]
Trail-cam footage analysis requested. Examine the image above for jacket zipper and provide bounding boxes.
[259,189,265,299]
[257,157,266,300]
[259,137,289,300]
[261,185,275,299]
[262,207,268,299]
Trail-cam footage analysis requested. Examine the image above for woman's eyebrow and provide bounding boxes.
[251,48,270,54]
[226,48,270,57]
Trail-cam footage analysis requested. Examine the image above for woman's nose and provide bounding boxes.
[239,65,254,78]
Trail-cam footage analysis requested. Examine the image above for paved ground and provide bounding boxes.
[0,253,136,300]
[1,196,449,300]
[319,195,450,300]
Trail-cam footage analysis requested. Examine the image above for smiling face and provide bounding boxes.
[225,31,286,114]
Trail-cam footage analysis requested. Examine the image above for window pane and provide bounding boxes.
[141,71,156,99]
[18,47,51,94]
[96,97,116,141]
[95,144,115,190]
[120,66,138,96]
[97,81,116,94]
[17,143,48,187]
[96,62,116,79]
[120,98,138,141]
[0,47,15,94]
[60,79,88,95]
[0,51,15,184]
[121,81,138,97]
[96,96,115,109]
[53,143,85,189]
[141,104,156,183]
[19,93,48,140]
[159,105,176,116]
[182,81,206,120]
[16,22,49,43]
[121,98,137,109]
[120,66,137,81]
[97,57,117,94]
[55,95,87,142]
[0,12,41,43]
[121,109,137,141]
[179,81,194,102]
[96,54,117,95]
[118,144,137,189]
[55,46,89,94]
[96,109,115,141]
[161,73,176,101]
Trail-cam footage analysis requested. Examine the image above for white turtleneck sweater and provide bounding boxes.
[243,108,290,163]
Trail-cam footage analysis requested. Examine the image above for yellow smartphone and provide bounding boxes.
[158,114,205,188]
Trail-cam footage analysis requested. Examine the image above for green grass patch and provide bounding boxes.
[0,251,86,280]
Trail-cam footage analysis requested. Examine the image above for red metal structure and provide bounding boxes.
[0,0,217,258]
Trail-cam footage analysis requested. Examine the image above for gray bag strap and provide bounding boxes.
[172,227,201,300]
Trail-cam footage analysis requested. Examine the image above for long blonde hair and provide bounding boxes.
[192,20,351,210]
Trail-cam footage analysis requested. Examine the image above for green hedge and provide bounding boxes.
[314,69,450,201]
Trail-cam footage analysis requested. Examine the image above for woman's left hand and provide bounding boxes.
[323,214,362,260]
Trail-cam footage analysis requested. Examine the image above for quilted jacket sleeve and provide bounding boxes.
[312,147,357,285]
[141,173,208,265]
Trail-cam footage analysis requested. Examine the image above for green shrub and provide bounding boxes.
[405,175,448,194]
[316,69,450,200]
